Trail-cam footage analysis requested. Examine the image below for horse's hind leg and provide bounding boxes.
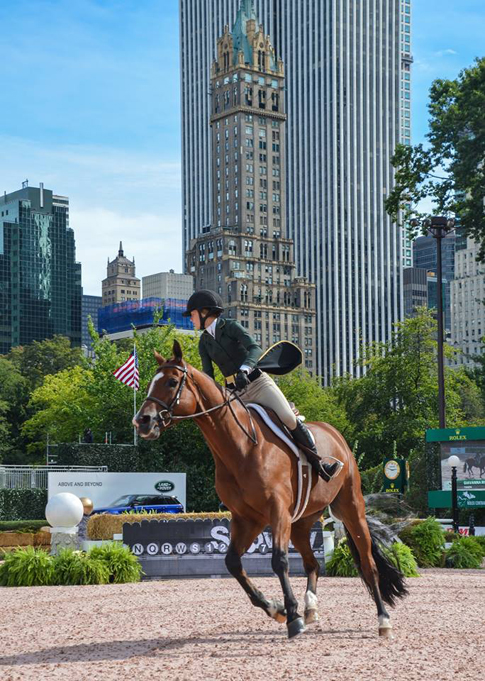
[291,513,322,625]
[225,514,287,624]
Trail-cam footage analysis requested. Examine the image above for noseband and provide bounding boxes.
[142,362,257,443]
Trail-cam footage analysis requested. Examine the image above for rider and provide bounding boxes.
[183,289,341,482]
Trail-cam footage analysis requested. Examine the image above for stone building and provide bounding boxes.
[101,242,140,306]
[185,1,316,372]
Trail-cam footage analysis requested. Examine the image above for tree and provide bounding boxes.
[385,57,485,257]
[8,335,83,390]
[0,358,29,463]
[334,309,484,468]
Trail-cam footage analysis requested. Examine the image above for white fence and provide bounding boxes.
[0,465,108,490]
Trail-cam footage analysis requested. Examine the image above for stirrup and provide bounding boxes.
[321,460,344,481]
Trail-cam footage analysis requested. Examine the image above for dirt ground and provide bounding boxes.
[0,569,483,681]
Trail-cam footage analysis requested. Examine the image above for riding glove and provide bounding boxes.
[235,370,250,391]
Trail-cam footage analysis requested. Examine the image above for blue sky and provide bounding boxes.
[0,0,483,294]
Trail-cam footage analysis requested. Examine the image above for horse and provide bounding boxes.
[133,341,407,639]
[464,457,480,476]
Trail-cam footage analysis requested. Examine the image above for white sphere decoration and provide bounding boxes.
[45,493,84,529]
[447,455,461,468]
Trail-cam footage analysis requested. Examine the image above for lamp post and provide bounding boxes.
[447,455,461,533]
[412,216,455,428]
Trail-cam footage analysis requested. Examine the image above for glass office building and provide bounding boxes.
[180,0,412,382]
[0,184,82,354]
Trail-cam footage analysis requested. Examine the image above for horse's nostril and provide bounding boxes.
[140,415,151,425]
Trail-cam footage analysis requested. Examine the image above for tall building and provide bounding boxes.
[101,242,140,306]
[450,238,485,367]
[185,1,317,371]
[81,294,102,353]
[142,270,194,299]
[413,232,455,332]
[0,183,82,354]
[180,0,412,382]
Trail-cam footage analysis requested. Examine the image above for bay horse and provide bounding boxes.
[133,341,407,639]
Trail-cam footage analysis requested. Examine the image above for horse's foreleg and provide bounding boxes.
[225,514,286,624]
[291,514,322,625]
[271,510,305,639]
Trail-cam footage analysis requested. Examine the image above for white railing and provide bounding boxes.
[0,465,108,490]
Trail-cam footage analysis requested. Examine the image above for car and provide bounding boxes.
[93,494,184,515]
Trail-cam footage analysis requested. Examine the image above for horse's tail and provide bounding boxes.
[344,528,408,607]
[464,462,467,473]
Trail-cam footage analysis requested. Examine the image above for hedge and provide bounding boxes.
[87,511,232,540]
[53,443,138,472]
[0,489,47,521]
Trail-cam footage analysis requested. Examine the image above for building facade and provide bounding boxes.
[185,2,316,371]
[0,183,82,354]
[142,270,194,299]
[101,242,141,306]
[180,0,412,382]
[81,294,102,352]
[450,238,485,367]
[413,232,455,333]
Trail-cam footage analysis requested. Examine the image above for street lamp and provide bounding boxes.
[411,216,455,428]
[447,455,461,533]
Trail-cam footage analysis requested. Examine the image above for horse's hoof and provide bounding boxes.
[304,608,319,625]
[379,626,394,639]
[287,617,306,639]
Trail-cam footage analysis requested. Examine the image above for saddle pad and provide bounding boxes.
[247,403,303,460]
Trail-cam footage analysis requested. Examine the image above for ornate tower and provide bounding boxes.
[186,0,316,372]
[101,242,141,306]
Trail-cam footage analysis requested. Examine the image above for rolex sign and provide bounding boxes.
[383,458,408,494]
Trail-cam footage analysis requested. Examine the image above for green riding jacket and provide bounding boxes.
[199,318,262,379]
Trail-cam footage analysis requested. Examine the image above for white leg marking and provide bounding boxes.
[304,591,318,611]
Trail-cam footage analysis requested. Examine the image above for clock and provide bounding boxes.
[384,460,400,480]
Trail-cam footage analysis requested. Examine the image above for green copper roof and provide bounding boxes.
[231,0,276,71]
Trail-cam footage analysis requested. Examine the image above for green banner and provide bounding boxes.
[426,426,485,443]
[428,489,485,509]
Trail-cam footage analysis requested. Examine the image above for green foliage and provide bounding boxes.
[359,464,383,495]
[385,57,485,260]
[0,489,47,521]
[8,335,83,390]
[334,310,484,468]
[0,520,46,533]
[444,537,484,569]
[325,538,359,577]
[408,517,445,568]
[54,443,139,472]
[0,357,29,464]
[88,543,142,583]
[0,546,55,587]
[53,549,110,585]
[383,542,420,577]
[473,535,485,553]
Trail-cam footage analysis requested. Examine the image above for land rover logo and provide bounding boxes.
[155,480,175,493]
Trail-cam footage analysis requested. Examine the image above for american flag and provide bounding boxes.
[113,347,139,390]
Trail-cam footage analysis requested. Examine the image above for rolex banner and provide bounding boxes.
[123,518,326,578]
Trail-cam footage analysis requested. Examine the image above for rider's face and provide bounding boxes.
[190,309,202,330]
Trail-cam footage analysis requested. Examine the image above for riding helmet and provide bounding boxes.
[182,289,224,317]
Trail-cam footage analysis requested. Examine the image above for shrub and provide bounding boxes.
[406,517,445,567]
[359,464,382,495]
[325,538,358,577]
[0,489,47,521]
[444,537,483,569]
[0,520,46,533]
[88,543,142,583]
[472,535,485,555]
[383,542,419,577]
[0,546,55,587]
[53,549,110,585]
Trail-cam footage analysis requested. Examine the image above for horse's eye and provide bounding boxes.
[167,378,178,388]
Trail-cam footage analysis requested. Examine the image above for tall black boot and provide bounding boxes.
[290,420,342,482]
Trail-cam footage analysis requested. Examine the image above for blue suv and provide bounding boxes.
[93,494,184,515]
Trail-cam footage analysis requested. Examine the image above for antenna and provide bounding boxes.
[22,179,29,189]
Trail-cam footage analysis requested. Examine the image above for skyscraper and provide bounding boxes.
[180,0,412,382]
[0,183,82,353]
[101,242,141,306]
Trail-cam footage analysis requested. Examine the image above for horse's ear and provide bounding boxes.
[172,339,183,361]
[153,350,165,365]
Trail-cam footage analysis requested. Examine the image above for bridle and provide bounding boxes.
[142,362,258,444]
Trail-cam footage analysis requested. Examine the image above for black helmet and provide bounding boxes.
[182,289,224,317]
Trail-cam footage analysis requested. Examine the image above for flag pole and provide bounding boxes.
[133,344,137,446]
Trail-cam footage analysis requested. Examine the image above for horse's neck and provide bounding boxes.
[191,369,250,463]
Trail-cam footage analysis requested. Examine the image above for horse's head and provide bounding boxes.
[133,340,199,440]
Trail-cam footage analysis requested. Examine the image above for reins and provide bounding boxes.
[143,363,258,444]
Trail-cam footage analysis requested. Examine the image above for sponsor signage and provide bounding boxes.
[428,489,485,509]
[426,427,485,494]
[48,472,186,511]
[123,518,326,578]
[383,458,409,494]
